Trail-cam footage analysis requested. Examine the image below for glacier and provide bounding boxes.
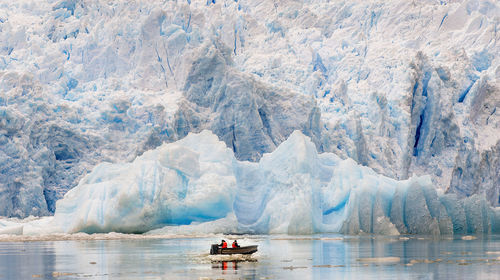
[1,130,498,236]
[0,0,499,223]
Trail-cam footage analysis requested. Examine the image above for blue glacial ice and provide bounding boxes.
[52,130,237,234]
[5,130,498,236]
[0,0,499,219]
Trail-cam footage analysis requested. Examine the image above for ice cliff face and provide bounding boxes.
[178,42,322,161]
[0,0,499,218]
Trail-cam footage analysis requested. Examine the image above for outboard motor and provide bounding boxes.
[210,244,219,255]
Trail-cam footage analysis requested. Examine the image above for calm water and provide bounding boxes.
[0,234,499,279]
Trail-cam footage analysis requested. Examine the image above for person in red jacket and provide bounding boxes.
[232,240,240,248]
[219,240,227,248]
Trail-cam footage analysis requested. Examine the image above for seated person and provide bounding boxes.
[219,239,227,248]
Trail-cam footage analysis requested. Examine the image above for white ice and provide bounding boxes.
[1,130,498,236]
[1,0,499,219]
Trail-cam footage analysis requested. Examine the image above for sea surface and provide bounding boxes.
[0,234,499,279]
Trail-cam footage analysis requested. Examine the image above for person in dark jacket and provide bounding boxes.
[232,240,240,248]
[219,240,227,248]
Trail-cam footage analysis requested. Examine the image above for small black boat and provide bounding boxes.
[210,244,258,255]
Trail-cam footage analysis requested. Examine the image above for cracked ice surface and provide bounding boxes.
[0,0,499,218]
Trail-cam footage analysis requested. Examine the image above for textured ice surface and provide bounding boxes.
[2,131,498,235]
[0,0,499,217]
[53,130,237,233]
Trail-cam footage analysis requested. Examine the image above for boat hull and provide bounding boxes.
[210,244,258,255]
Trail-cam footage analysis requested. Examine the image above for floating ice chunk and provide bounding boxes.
[461,235,477,240]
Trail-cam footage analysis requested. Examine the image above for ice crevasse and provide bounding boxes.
[1,0,499,220]
[5,130,499,236]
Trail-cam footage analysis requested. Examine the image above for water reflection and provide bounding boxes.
[212,261,238,271]
[309,236,500,280]
[0,235,499,279]
[0,242,56,279]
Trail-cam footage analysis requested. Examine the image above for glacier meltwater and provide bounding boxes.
[1,131,498,236]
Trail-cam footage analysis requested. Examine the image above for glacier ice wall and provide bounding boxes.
[177,42,323,161]
[0,0,499,217]
[14,131,492,235]
[0,0,323,217]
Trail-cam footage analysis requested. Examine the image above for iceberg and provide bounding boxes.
[3,130,498,236]
[53,130,237,233]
